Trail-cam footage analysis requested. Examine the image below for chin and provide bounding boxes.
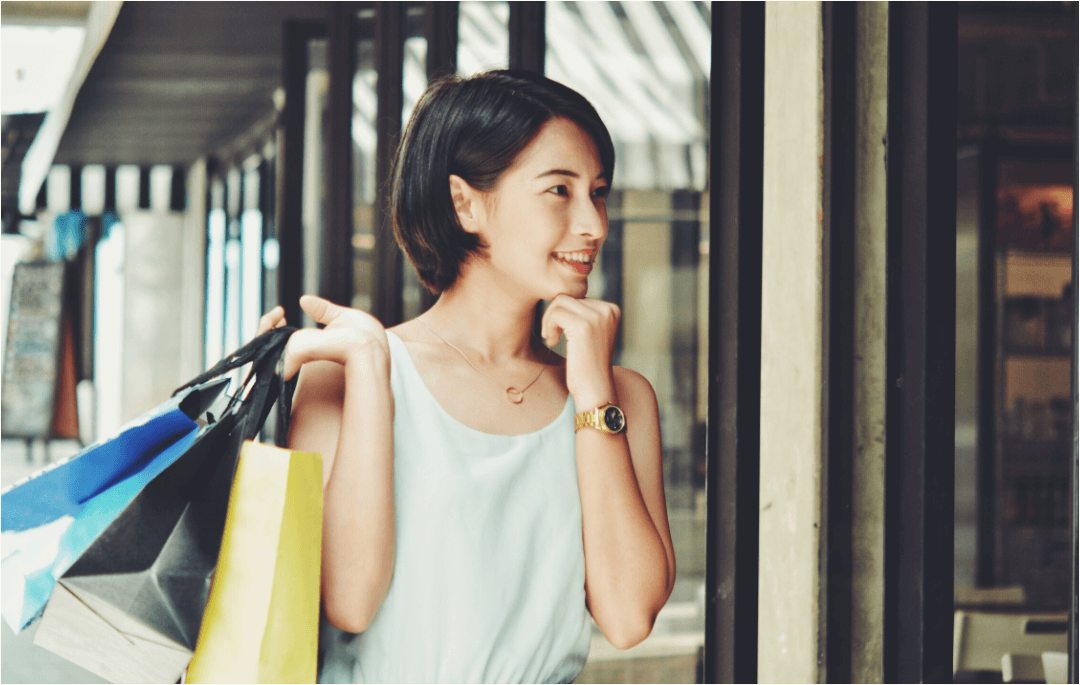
[550,281,589,300]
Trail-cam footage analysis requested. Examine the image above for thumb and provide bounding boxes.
[299,295,346,326]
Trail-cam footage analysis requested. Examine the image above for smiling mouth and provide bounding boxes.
[553,251,594,275]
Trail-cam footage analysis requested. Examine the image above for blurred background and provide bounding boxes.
[0,1,1076,683]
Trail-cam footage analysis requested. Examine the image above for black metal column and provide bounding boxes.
[371,2,405,326]
[705,4,764,683]
[278,20,321,326]
[425,1,459,80]
[823,2,857,682]
[882,3,958,682]
[418,1,459,313]
[508,2,545,73]
[323,3,356,307]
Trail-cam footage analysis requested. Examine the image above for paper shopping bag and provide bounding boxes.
[1,376,229,633]
[186,440,323,684]
[31,327,297,684]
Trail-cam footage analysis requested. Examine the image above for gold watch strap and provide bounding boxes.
[574,408,603,432]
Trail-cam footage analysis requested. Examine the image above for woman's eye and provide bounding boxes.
[592,186,610,200]
[548,185,569,196]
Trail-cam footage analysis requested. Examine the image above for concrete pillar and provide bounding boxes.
[851,4,889,681]
[121,210,186,421]
[758,3,825,682]
[179,159,208,379]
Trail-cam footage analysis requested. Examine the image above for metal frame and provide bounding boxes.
[425,1,459,80]
[705,4,764,682]
[508,2,545,73]
[322,2,358,307]
[882,3,958,681]
[371,2,406,326]
[278,19,326,327]
[822,3,857,681]
[417,1,460,314]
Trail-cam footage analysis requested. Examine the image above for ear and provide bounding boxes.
[449,174,482,234]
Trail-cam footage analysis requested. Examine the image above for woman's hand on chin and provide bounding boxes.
[257,296,389,380]
[540,293,620,409]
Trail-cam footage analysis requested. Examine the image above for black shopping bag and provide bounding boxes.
[33,327,297,684]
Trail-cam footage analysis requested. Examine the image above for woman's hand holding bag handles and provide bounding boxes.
[15,326,324,684]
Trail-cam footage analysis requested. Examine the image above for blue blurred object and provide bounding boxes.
[1,412,194,532]
[44,211,87,261]
[0,379,229,633]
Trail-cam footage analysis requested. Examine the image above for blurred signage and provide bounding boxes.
[1,261,77,440]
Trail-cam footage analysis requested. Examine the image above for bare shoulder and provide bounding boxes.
[613,367,658,412]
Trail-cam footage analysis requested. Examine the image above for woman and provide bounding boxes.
[259,70,674,683]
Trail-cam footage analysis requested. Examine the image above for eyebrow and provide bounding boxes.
[534,169,606,181]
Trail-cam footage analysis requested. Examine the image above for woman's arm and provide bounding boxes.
[540,296,675,650]
[263,297,396,634]
[573,368,674,650]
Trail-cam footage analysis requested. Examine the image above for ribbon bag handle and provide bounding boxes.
[173,327,297,445]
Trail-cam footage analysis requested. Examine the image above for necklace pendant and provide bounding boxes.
[506,387,524,404]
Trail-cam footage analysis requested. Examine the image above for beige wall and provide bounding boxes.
[758,3,825,682]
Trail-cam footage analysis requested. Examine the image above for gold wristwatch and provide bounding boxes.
[574,404,627,434]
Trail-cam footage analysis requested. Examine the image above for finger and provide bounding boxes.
[540,300,572,347]
[257,306,286,336]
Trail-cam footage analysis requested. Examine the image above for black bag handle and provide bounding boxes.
[173,326,297,446]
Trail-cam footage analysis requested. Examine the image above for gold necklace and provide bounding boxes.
[417,318,546,404]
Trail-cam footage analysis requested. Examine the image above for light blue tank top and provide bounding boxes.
[319,330,591,684]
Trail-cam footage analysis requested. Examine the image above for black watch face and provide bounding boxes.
[603,406,626,433]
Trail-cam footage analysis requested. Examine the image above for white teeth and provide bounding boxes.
[555,251,591,264]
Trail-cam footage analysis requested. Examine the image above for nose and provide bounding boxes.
[571,193,608,244]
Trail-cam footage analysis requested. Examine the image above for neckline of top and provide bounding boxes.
[385,329,574,438]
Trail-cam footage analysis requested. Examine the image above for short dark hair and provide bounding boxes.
[392,70,615,294]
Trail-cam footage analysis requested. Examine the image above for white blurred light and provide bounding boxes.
[1,26,86,114]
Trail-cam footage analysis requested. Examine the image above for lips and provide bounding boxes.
[553,250,594,276]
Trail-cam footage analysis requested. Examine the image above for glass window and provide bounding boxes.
[458,1,509,75]
[545,2,711,680]
[994,157,1072,609]
[352,11,377,313]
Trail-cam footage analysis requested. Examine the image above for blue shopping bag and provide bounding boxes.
[0,378,229,632]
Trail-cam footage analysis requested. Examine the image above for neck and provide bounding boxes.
[420,270,540,363]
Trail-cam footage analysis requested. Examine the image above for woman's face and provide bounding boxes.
[463,117,609,301]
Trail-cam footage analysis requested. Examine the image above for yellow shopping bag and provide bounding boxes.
[186,440,322,684]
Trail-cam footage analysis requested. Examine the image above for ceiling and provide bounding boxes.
[51,1,327,166]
